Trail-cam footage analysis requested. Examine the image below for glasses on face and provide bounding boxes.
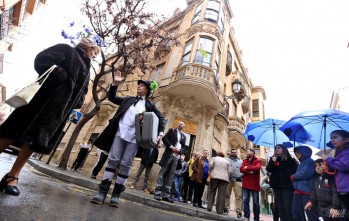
[231,152,237,154]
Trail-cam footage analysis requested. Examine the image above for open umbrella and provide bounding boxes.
[280,108,349,150]
[244,118,300,148]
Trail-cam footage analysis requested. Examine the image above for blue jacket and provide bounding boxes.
[292,146,316,193]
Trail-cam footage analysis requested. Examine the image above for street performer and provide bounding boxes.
[90,70,165,207]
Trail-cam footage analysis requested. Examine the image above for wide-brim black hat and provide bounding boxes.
[137,80,151,97]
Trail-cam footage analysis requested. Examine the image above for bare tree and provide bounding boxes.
[58,0,179,169]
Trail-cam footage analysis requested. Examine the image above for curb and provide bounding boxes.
[27,159,233,221]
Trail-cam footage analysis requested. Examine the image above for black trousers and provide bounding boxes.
[92,151,108,176]
[72,148,89,170]
[192,179,206,206]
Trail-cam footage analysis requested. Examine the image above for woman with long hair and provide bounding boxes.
[266,144,298,221]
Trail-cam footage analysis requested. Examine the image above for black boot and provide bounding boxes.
[90,179,112,204]
[109,183,126,207]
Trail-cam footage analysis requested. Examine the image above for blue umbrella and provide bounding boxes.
[280,108,349,149]
[244,118,299,148]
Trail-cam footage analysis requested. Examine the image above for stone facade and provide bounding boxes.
[50,0,267,196]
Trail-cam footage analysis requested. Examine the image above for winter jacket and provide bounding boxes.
[187,159,194,177]
[160,128,186,167]
[209,156,230,182]
[0,44,91,154]
[140,148,159,167]
[291,146,316,193]
[175,160,188,177]
[94,85,165,152]
[266,156,298,189]
[309,174,341,210]
[226,156,243,182]
[326,143,349,193]
[240,156,262,191]
[191,156,210,184]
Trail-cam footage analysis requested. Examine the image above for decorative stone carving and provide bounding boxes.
[186,23,222,44]
[205,106,217,129]
[174,96,204,119]
[157,96,172,115]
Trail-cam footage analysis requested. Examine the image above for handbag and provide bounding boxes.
[5,65,57,108]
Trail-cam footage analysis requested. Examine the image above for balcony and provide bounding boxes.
[228,116,246,148]
[160,63,224,109]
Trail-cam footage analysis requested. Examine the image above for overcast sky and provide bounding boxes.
[2,0,349,122]
[229,0,349,120]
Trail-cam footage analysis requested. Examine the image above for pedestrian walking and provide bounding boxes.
[0,38,100,196]
[71,139,92,171]
[90,70,165,207]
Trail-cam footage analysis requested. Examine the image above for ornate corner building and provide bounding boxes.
[147,0,267,158]
[58,0,267,169]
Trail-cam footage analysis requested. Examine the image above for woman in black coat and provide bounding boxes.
[266,144,298,221]
[0,38,100,196]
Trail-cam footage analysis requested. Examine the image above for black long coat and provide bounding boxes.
[159,128,186,167]
[94,85,166,152]
[0,44,90,154]
[266,157,298,189]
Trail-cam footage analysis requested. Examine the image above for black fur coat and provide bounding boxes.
[0,43,91,154]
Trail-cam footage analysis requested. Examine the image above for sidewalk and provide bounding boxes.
[27,158,273,221]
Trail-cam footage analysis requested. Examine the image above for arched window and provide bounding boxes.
[194,37,214,67]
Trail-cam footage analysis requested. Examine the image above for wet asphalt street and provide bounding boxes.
[0,153,206,221]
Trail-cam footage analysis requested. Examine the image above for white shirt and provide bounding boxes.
[172,129,182,158]
[80,142,92,151]
[116,96,146,143]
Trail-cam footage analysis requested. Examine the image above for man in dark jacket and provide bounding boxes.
[130,147,159,193]
[90,70,165,207]
[154,121,186,203]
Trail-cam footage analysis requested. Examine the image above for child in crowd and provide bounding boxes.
[325,130,349,215]
[305,159,344,221]
[291,145,319,221]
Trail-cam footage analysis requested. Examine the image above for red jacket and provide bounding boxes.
[240,156,262,191]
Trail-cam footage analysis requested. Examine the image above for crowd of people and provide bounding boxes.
[0,38,348,221]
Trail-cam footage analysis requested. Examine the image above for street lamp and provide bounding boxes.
[224,79,245,102]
